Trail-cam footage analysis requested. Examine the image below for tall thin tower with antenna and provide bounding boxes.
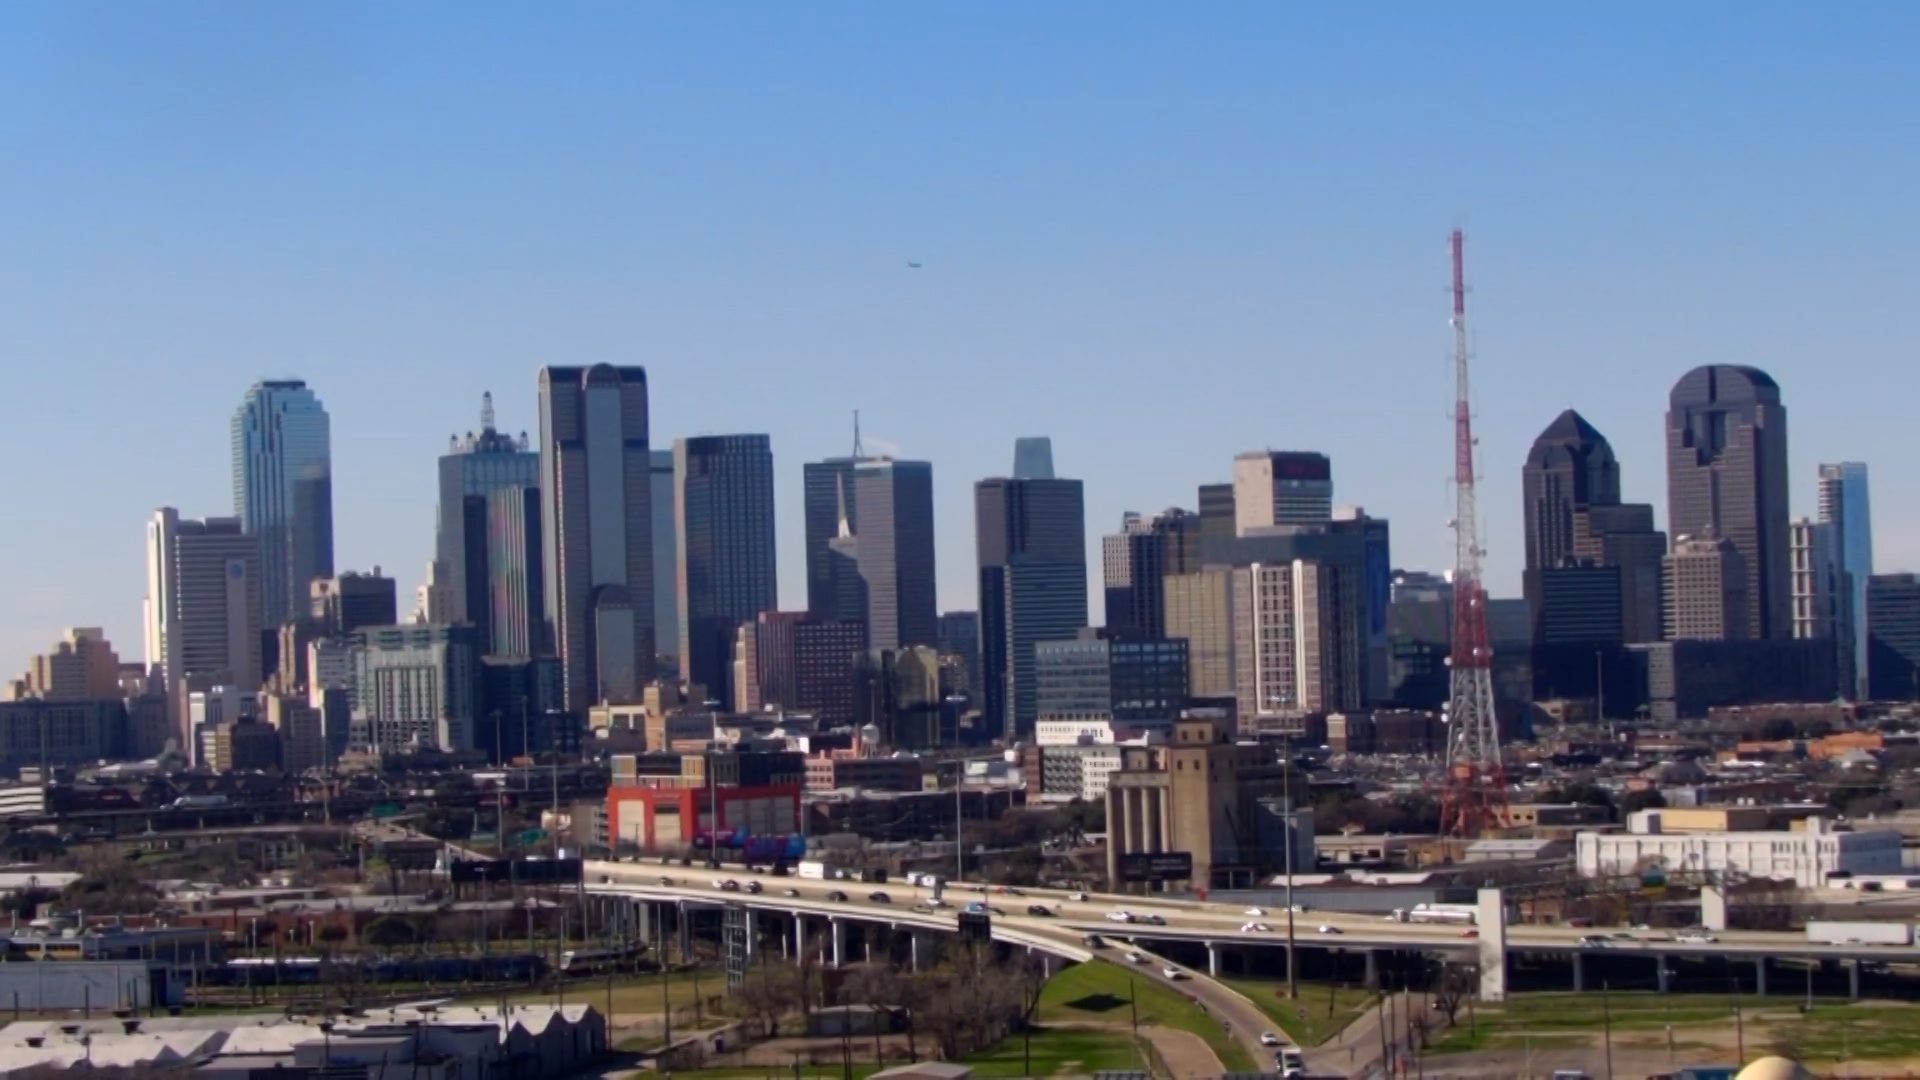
[1439,229,1508,837]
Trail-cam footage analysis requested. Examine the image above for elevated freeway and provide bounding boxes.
[585,860,1920,1001]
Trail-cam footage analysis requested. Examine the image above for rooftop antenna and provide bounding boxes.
[480,391,496,433]
[851,410,865,459]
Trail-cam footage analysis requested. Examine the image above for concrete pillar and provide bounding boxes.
[1700,886,1729,932]
[1656,956,1669,993]
[794,915,808,965]
[1122,789,1140,854]
[1572,952,1584,993]
[744,910,756,961]
[1755,958,1767,997]
[911,931,926,972]
[1476,888,1509,1003]
[1207,942,1220,978]
[1158,790,1173,854]
[1849,960,1860,1000]
[862,924,872,964]
[677,901,692,963]
[1143,791,1161,854]
[830,918,847,968]
[1364,950,1379,991]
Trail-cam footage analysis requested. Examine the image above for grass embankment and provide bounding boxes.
[648,1027,1146,1080]
[1220,978,1374,1047]
[1038,960,1257,1072]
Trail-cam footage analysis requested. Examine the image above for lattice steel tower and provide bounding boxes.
[1439,229,1509,837]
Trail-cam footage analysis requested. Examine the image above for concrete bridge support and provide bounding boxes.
[1572,952,1585,993]
[744,910,757,961]
[1476,888,1509,1003]
[1364,950,1379,991]
[911,931,927,972]
[1849,959,1861,1000]
[1755,958,1767,996]
[830,917,848,968]
[1656,957,1669,993]
[1207,942,1220,978]
[676,900,692,963]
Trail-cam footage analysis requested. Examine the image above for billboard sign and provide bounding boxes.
[1115,852,1193,883]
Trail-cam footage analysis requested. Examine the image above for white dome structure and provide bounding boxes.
[1735,1057,1814,1080]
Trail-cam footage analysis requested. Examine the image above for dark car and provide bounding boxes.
[868,891,892,904]
[1027,904,1054,917]
[1082,934,1106,948]
[826,890,849,902]
[745,881,763,894]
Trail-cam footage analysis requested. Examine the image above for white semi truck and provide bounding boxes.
[1805,920,1912,946]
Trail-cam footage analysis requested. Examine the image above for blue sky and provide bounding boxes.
[2,2,1916,667]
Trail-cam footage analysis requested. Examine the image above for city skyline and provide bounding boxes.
[5,6,1918,664]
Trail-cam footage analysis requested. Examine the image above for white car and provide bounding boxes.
[926,898,947,908]
[1245,907,1266,916]
[1676,932,1718,944]
[1106,910,1135,924]
[1126,950,1148,964]
[1241,922,1272,933]
[1317,924,1342,935]
[1259,1032,1282,1047]
[1162,966,1185,980]
[1068,891,1089,902]
[1290,904,1311,913]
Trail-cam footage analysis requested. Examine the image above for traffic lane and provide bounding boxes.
[1120,942,1277,1067]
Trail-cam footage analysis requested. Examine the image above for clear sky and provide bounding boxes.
[2,2,1916,668]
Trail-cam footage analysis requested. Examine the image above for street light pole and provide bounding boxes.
[954,761,964,883]
[1282,736,1297,999]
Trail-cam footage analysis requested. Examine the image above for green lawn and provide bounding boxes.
[1038,960,1257,1072]
[1220,978,1374,1047]
[1424,992,1920,1062]
[488,967,724,1019]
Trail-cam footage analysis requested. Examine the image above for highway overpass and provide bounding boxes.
[584,859,1920,1002]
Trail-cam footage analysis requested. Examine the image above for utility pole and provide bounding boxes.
[1282,736,1297,999]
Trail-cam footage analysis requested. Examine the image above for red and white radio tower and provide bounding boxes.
[1439,229,1508,838]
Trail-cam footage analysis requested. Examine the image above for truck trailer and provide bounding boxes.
[1805,920,1912,946]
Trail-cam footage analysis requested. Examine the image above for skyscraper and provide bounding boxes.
[1818,462,1873,699]
[1790,518,1840,644]
[1102,509,1202,636]
[1232,451,1333,535]
[1196,482,1237,564]
[1666,365,1791,639]
[1012,437,1055,480]
[650,449,679,664]
[436,393,539,649]
[1665,532,1748,641]
[145,509,263,751]
[1522,409,1666,646]
[232,380,333,627]
[487,486,545,658]
[976,462,1089,742]
[1867,573,1920,701]
[675,434,778,708]
[1231,559,1358,721]
[853,458,938,650]
[536,364,655,711]
[804,455,865,619]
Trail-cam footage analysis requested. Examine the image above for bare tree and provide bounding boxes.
[1431,961,1478,1029]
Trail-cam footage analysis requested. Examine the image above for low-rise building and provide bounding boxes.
[1574,813,1900,888]
[1104,707,1311,890]
[804,756,923,794]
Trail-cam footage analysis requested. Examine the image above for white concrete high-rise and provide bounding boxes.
[232,380,334,626]
[145,509,263,755]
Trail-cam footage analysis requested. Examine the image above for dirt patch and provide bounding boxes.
[1141,1024,1224,1079]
